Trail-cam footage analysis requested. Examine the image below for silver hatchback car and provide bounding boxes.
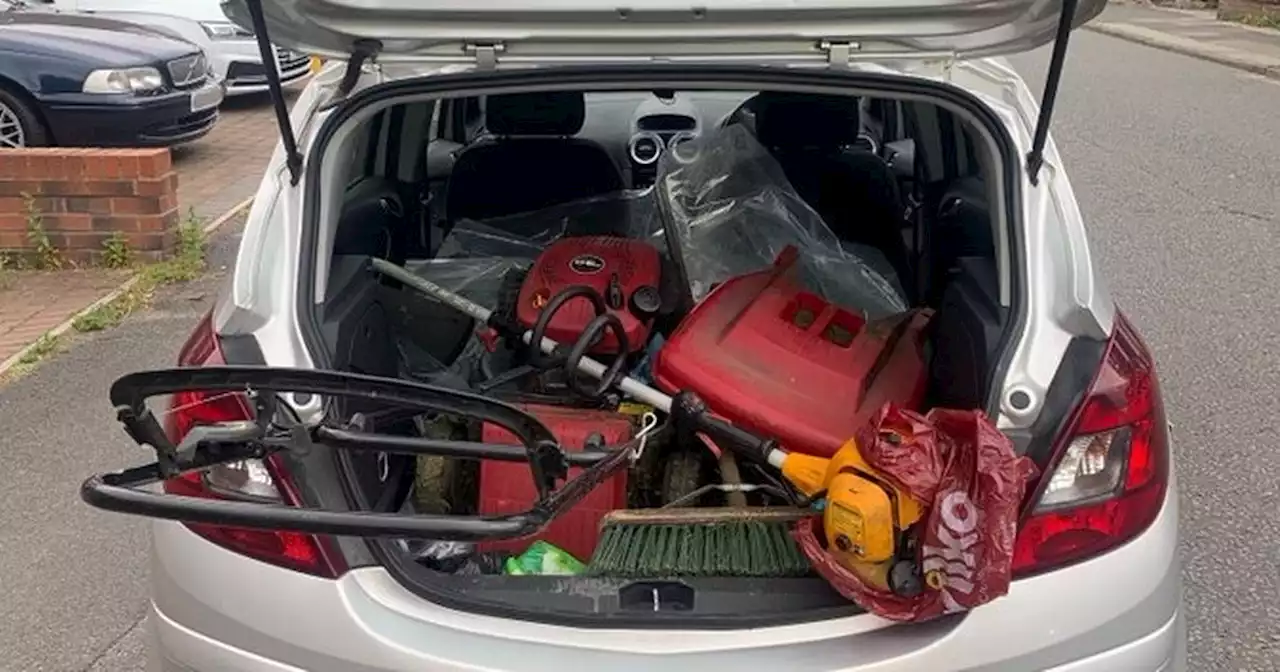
[82,0,1185,670]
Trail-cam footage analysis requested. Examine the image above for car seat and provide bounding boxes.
[444,91,625,223]
[750,92,913,293]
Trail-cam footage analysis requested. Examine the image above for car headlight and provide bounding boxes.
[201,21,253,40]
[82,67,165,94]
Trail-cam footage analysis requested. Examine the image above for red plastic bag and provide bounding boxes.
[794,403,1038,622]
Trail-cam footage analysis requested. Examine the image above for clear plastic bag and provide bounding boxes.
[654,124,907,318]
[441,189,658,260]
[404,256,530,305]
[392,256,530,387]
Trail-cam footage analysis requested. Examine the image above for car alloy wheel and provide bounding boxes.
[0,100,27,148]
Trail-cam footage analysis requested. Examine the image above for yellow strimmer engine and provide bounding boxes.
[780,435,928,597]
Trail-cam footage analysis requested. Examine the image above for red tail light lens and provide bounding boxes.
[1012,312,1169,577]
[161,311,343,578]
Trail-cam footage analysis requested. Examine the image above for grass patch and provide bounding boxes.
[1230,12,1280,30]
[102,231,133,270]
[72,212,208,334]
[3,333,65,381]
[22,192,64,271]
[0,252,13,291]
[2,332,66,383]
[17,333,61,365]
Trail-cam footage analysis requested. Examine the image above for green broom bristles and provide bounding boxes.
[586,509,814,578]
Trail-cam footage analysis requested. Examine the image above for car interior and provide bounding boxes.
[316,87,1009,598]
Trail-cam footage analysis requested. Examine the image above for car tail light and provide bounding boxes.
[160,311,344,578]
[1011,312,1169,577]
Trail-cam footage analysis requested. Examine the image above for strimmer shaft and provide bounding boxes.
[371,258,676,412]
[370,257,789,469]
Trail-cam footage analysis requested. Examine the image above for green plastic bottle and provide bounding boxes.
[503,540,586,576]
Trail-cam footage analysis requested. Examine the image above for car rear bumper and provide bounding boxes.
[148,599,1184,672]
[40,85,222,148]
[147,466,1185,672]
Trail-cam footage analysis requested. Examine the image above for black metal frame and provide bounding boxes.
[242,0,305,185]
[1026,0,1080,184]
[81,366,647,540]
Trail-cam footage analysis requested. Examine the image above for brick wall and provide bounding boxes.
[0,148,181,265]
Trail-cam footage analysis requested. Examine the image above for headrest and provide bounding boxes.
[486,91,586,136]
[751,92,862,151]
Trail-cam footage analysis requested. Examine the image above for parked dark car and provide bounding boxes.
[0,0,223,148]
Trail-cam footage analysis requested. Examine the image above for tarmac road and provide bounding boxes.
[0,223,244,672]
[1009,31,1280,671]
[1,29,1277,672]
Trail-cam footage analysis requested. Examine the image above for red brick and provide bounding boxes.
[60,155,88,180]
[44,213,93,231]
[0,230,26,248]
[0,181,43,197]
[126,231,165,251]
[135,149,172,177]
[91,215,141,233]
[0,196,26,212]
[109,197,162,215]
[141,209,179,232]
[113,154,140,179]
[0,152,25,178]
[19,154,42,180]
[0,214,26,231]
[135,174,177,197]
[42,180,136,197]
[64,196,112,215]
[42,155,67,181]
[85,154,115,180]
[34,181,83,197]
[48,231,105,251]
[37,196,65,213]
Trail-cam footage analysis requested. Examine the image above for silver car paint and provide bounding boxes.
[148,467,1181,670]
[178,50,1180,672]
[219,0,1109,63]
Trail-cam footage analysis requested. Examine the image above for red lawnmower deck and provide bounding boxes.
[652,248,932,458]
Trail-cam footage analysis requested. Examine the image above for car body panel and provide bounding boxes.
[148,466,1180,671]
[39,86,221,146]
[220,0,1107,64]
[0,9,195,90]
[0,1,223,147]
[42,0,313,95]
[150,12,1178,668]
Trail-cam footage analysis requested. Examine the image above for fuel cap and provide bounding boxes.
[629,285,662,319]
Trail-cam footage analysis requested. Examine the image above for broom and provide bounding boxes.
[586,508,815,578]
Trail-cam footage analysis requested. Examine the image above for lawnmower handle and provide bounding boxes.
[369,258,789,468]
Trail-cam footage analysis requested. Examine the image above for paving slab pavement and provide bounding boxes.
[1087,2,1280,78]
[171,89,299,221]
[0,88,299,370]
